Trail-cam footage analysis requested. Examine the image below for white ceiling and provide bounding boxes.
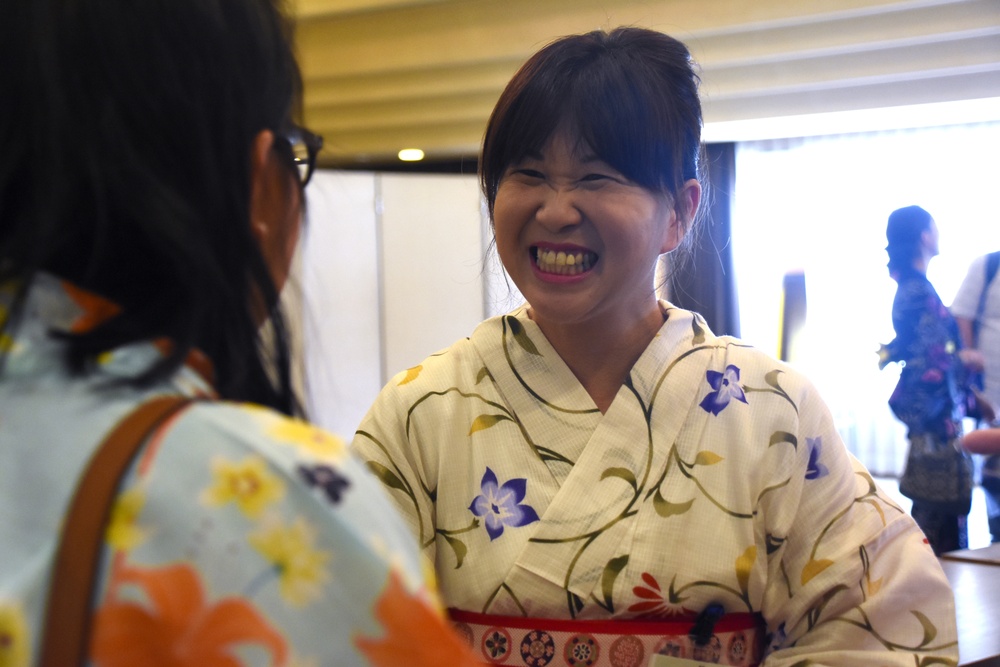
[292,0,1000,167]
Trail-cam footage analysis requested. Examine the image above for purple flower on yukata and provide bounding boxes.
[468,467,540,541]
[765,622,787,655]
[698,364,748,416]
[805,437,829,480]
[297,464,351,504]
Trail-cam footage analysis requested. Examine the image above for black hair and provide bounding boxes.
[885,205,934,277]
[0,0,304,414]
[480,27,705,226]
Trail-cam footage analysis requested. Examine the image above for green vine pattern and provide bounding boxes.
[355,311,956,661]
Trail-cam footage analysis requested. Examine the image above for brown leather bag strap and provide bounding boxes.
[38,395,193,667]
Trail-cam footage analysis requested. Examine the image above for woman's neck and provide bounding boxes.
[530,303,666,414]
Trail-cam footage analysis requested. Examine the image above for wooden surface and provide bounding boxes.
[938,554,1000,667]
[941,542,1000,565]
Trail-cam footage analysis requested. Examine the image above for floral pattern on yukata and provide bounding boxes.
[699,364,748,415]
[882,268,969,438]
[351,302,960,666]
[0,274,480,667]
[468,468,540,540]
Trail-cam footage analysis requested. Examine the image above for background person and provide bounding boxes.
[0,0,475,664]
[352,27,958,666]
[879,205,982,554]
[951,250,1000,543]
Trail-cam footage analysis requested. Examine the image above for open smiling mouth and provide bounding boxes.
[532,246,598,276]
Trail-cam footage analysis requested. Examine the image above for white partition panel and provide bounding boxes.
[379,173,485,381]
[299,170,382,439]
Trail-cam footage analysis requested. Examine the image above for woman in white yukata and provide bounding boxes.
[351,27,959,667]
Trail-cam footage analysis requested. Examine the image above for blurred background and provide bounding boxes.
[284,1,1000,547]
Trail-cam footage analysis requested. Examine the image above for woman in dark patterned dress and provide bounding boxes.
[881,205,982,553]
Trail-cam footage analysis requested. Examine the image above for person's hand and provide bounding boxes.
[963,427,1000,454]
[958,348,985,373]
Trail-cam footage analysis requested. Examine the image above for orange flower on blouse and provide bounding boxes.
[90,563,287,667]
[354,569,478,666]
[61,280,121,334]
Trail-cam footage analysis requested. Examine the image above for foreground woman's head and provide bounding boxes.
[1,0,319,412]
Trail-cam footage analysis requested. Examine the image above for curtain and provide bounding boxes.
[665,143,741,337]
[731,121,1000,476]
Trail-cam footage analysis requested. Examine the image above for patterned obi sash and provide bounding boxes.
[449,608,765,667]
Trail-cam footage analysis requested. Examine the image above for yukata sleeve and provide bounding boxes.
[757,386,958,666]
[351,377,439,563]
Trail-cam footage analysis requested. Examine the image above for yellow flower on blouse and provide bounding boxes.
[249,517,330,608]
[0,602,30,667]
[0,299,16,353]
[267,418,346,462]
[105,487,148,552]
[202,456,285,519]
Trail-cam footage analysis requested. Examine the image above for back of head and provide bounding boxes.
[0,0,302,411]
[885,205,933,277]
[480,27,705,222]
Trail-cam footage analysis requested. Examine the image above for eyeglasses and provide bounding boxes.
[278,125,323,186]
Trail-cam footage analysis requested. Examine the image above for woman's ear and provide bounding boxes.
[660,179,702,254]
[248,128,302,294]
[249,129,277,246]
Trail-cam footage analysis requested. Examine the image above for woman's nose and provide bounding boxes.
[535,187,582,230]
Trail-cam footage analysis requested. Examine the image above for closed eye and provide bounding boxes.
[578,173,623,187]
[513,168,545,180]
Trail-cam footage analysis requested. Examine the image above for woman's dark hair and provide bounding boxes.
[886,205,934,277]
[480,27,706,226]
[0,0,304,414]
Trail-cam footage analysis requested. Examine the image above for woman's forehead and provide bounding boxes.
[517,125,600,162]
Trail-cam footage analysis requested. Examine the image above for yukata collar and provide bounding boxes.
[15,273,217,391]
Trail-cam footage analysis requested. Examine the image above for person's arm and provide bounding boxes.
[950,255,986,330]
[955,316,976,350]
[762,386,958,666]
[963,427,1000,454]
[350,371,440,560]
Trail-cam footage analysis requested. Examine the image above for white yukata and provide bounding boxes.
[352,302,959,667]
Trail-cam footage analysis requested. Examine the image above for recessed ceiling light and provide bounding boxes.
[398,148,425,162]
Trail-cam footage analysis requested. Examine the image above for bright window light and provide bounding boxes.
[732,120,1000,477]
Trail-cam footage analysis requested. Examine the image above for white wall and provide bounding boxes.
[297,170,495,439]
[379,173,487,377]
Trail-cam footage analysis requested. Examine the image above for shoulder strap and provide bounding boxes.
[38,395,192,667]
[986,250,1000,288]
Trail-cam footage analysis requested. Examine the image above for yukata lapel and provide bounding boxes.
[471,307,603,486]
[502,305,719,615]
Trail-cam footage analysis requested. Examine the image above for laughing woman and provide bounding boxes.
[351,27,958,666]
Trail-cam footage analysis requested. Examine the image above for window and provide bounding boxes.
[733,122,1000,474]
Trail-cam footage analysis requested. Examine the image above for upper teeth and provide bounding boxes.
[535,248,595,275]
